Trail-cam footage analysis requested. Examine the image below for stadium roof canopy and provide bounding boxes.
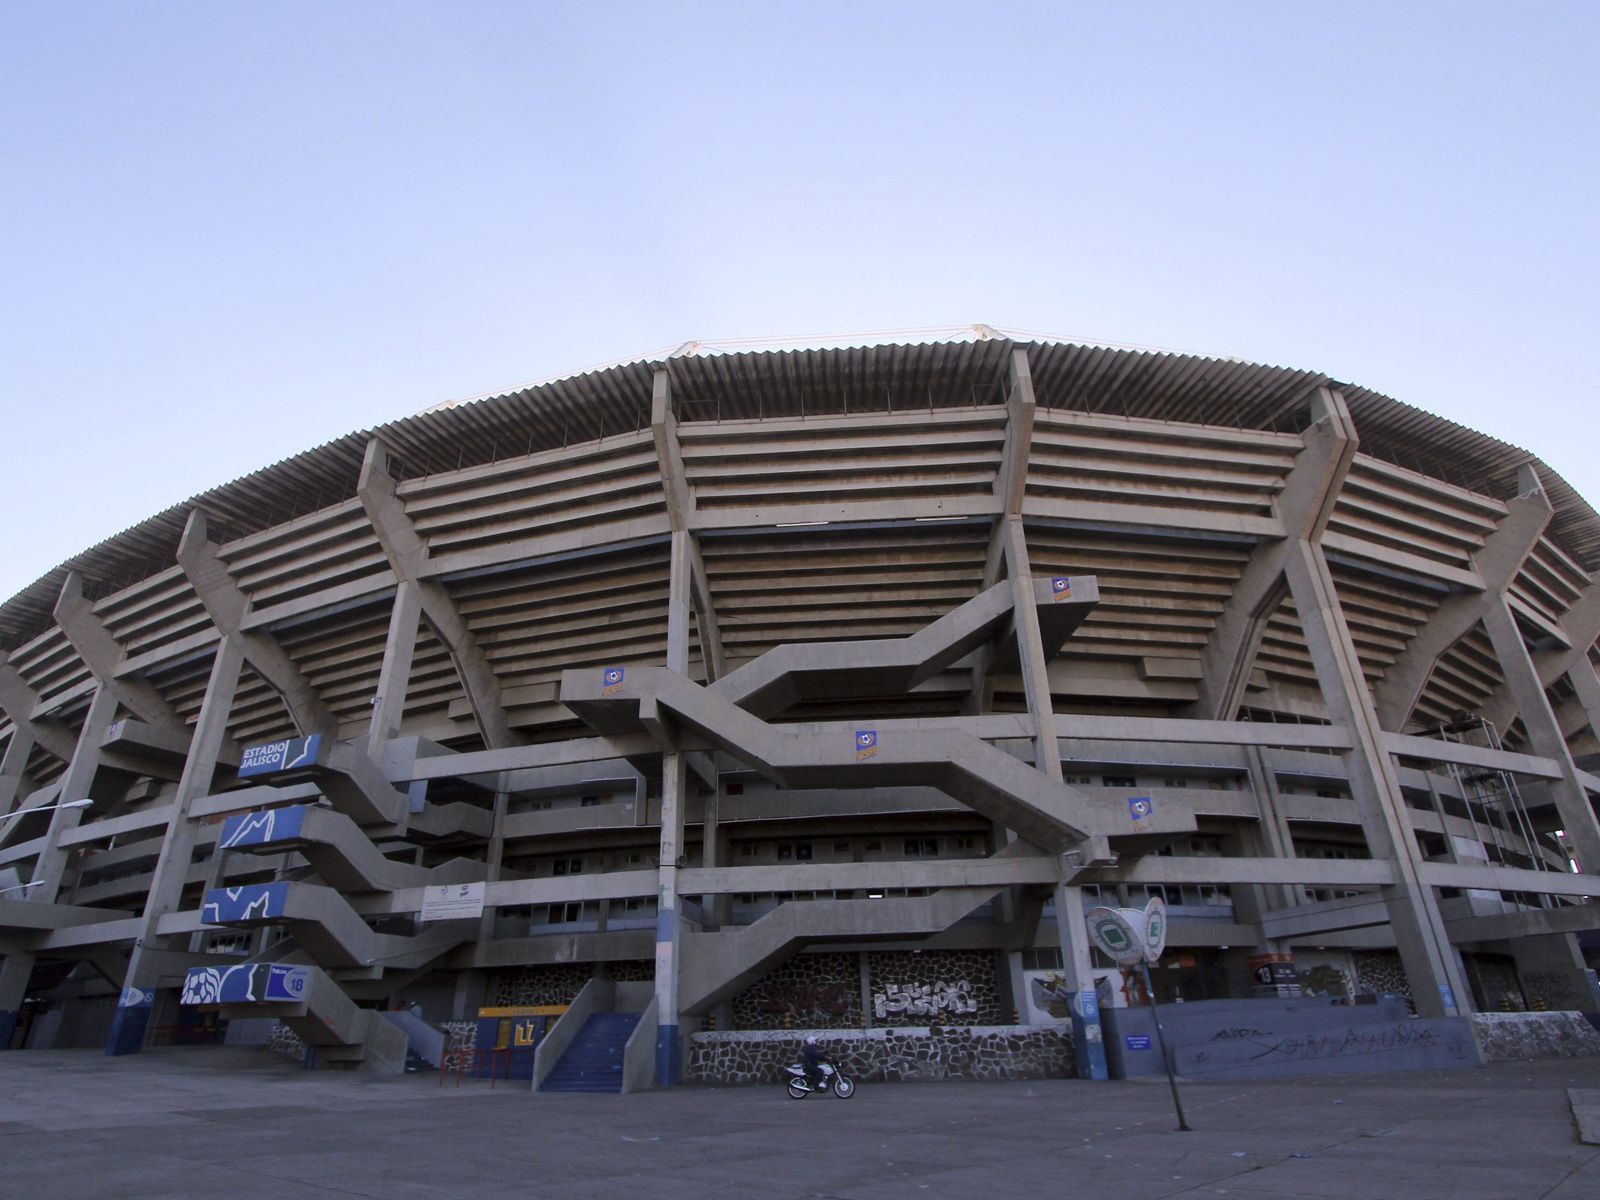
[4,327,1594,650]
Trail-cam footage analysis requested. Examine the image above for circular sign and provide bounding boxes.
[1142,895,1167,961]
[1085,906,1146,966]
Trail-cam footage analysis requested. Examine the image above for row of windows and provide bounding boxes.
[739,835,982,861]
[539,897,656,924]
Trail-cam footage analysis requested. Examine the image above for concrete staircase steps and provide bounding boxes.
[541,1013,639,1094]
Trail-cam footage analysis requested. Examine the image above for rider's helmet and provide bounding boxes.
[804,1035,819,1046]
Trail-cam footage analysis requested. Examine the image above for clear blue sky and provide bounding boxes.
[3,2,1596,605]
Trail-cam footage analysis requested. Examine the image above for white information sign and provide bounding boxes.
[420,882,485,922]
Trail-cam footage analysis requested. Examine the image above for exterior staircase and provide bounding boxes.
[539,1013,639,1093]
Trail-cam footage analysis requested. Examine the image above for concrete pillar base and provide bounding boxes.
[106,996,152,1056]
[655,1024,681,1086]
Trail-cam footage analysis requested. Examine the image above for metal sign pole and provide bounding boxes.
[1139,960,1192,1132]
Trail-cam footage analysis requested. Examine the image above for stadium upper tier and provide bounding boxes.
[3,337,1597,777]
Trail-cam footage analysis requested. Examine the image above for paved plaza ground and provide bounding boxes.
[1,1046,1597,1199]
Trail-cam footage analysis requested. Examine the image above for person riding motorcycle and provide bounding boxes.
[801,1035,829,1091]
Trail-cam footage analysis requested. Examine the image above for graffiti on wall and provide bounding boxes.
[759,981,855,1021]
[872,979,978,1021]
[1296,964,1354,1000]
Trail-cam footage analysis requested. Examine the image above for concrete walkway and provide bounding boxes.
[1,1047,1597,1199]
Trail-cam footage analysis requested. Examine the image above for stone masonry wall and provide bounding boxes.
[730,952,861,1030]
[1471,1012,1600,1062]
[1353,951,1412,1009]
[687,1026,1073,1086]
[491,960,652,1007]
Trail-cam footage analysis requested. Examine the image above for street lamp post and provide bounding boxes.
[0,798,91,824]
[0,880,46,897]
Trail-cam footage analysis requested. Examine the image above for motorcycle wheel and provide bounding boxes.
[787,1079,810,1099]
[832,1074,855,1099]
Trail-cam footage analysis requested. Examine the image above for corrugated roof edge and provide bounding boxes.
[3,336,1596,652]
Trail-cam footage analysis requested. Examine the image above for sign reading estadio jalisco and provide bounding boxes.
[237,734,322,778]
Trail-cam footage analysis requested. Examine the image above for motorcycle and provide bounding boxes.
[785,1061,856,1099]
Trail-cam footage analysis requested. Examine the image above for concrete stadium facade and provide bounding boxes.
[2,335,1599,1084]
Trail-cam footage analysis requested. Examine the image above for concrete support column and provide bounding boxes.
[1283,540,1471,1017]
[1001,516,1108,1078]
[0,728,35,816]
[476,780,510,950]
[1563,657,1600,755]
[1234,747,1299,978]
[1480,596,1600,873]
[0,685,117,1048]
[1242,747,1299,910]
[702,769,730,929]
[655,752,687,1085]
[0,953,32,1048]
[37,687,119,901]
[652,529,693,1083]
[108,637,244,1055]
[369,579,423,757]
[1509,932,1599,1015]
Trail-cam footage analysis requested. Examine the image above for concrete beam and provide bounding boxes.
[358,441,517,749]
[1372,464,1552,731]
[0,656,77,762]
[1446,902,1600,943]
[53,573,184,734]
[995,348,1036,516]
[1480,594,1600,872]
[654,371,726,681]
[1190,388,1357,721]
[1283,534,1472,1016]
[177,511,337,736]
[1482,581,1600,737]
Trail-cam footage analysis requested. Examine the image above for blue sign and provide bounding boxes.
[219,805,306,849]
[181,962,309,1006]
[855,730,878,760]
[1129,796,1153,821]
[238,734,322,778]
[201,882,288,925]
[1125,1035,1153,1051]
[602,666,625,695]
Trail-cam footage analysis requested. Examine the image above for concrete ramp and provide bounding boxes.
[216,804,479,893]
[710,577,1098,717]
[198,881,469,970]
[180,961,407,1072]
[220,738,409,827]
[680,845,1047,1014]
[564,667,1095,853]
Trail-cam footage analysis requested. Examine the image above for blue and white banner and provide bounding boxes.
[238,734,322,778]
[181,962,309,1006]
[219,805,306,849]
[201,882,288,925]
[855,730,878,761]
[1128,796,1153,823]
[602,666,625,695]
